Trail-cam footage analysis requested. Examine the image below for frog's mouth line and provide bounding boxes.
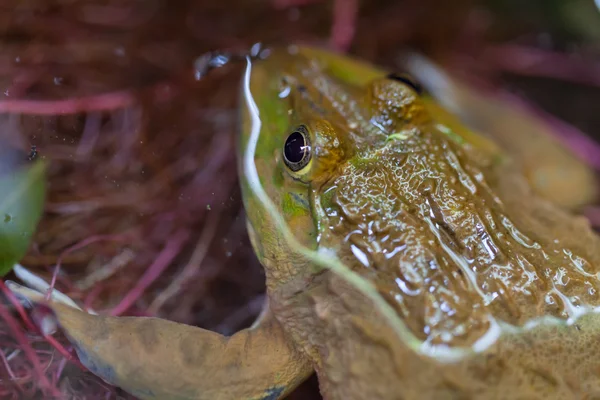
[240,56,600,364]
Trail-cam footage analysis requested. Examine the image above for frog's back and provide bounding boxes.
[242,46,600,399]
[320,123,600,348]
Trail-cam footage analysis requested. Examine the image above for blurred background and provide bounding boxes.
[0,0,599,398]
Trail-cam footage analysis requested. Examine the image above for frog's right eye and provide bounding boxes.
[283,125,312,173]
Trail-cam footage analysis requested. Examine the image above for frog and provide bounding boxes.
[7,45,600,400]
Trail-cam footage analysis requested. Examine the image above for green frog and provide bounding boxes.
[8,45,600,400]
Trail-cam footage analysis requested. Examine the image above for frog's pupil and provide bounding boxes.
[283,129,310,171]
[284,131,306,163]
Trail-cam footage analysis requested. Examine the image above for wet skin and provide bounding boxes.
[241,46,600,399]
[246,47,600,348]
[8,46,600,399]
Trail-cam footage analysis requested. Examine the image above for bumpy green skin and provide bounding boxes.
[239,46,600,399]
[405,54,598,210]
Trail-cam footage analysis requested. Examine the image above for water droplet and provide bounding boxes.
[28,145,37,161]
[194,52,231,80]
[278,86,291,99]
[350,244,370,267]
[249,43,262,57]
[4,214,12,223]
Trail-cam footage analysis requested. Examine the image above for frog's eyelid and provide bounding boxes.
[386,73,423,94]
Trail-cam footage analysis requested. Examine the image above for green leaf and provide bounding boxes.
[0,159,46,276]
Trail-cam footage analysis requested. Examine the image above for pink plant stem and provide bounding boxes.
[5,69,45,99]
[0,348,18,381]
[0,281,36,332]
[53,357,67,385]
[42,334,84,370]
[47,233,132,301]
[330,0,358,51]
[83,283,104,312]
[485,45,600,89]
[500,91,600,171]
[110,229,190,316]
[0,79,178,116]
[1,276,85,370]
[0,90,136,115]
[75,113,102,158]
[447,56,600,170]
[0,304,58,397]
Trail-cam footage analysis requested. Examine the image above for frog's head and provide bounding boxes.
[238,45,408,287]
[238,46,520,348]
[239,44,600,352]
[239,45,495,282]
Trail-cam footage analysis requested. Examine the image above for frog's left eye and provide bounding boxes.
[386,73,422,94]
[283,125,312,172]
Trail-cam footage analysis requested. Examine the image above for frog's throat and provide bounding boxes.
[241,56,600,363]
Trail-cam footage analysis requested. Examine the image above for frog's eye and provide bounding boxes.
[283,125,312,172]
[386,73,422,94]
